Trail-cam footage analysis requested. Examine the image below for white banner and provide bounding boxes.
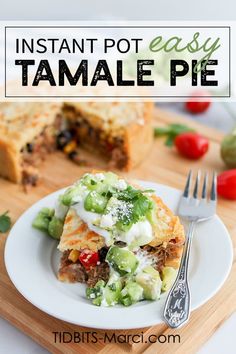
[0,21,235,101]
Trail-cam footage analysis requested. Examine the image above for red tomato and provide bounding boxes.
[174,132,209,159]
[79,249,100,269]
[217,169,236,200]
[185,91,211,114]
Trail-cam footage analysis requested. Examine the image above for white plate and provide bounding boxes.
[4,181,233,330]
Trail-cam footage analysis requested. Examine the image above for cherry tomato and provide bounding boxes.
[217,169,236,200]
[185,91,211,114]
[79,249,100,269]
[174,132,209,159]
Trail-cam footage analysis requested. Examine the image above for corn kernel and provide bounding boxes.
[68,249,80,263]
[63,141,77,154]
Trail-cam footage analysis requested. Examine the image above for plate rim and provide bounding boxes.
[4,181,234,329]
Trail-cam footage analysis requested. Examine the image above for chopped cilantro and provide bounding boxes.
[132,195,153,223]
[114,186,154,229]
[108,283,117,291]
[154,123,195,146]
[0,211,11,233]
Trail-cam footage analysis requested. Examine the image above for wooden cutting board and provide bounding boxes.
[0,107,235,354]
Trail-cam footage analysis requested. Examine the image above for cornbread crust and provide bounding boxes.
[0,103,61,183]
[58,191,185,269]
[58,207,106,253]
[123,102,154,170]
[149,195,185,247]
[0,102,154,183]
[63,102,154,170]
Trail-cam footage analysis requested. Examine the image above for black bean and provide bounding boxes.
[56,130,72,150]
[26,143,34,153]
[88,127,94,137]
[68,151,78,160]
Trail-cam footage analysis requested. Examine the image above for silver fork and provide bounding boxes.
[163,170,217,328]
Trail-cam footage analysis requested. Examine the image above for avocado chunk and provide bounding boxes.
[86,280,105,306]
[61,184,85,206]
[120,281,143,306]
[161,267,177,292]
[106,246,139,276]
[103,278,122,306]
[81,174,99,190]
[32,208,54,233]
[86,277,122,307]
[82,172,118,194]
[136,266,162,300]
[103,172,119,186]
[84,191,108,214]
[48,216,64,240]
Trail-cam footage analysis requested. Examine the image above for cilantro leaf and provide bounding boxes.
[132,195,153,222]
[114,186,154,229]
[0,211,11,233]
[116,186,154,202]
[154,123,195,146]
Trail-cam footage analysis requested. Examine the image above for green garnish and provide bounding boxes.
[154,123,195,146]
[0,211,11,233]
[115,186,154,201]
[114,186,154,229]
[132,194,153,222]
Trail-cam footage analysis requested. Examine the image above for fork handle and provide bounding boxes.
[163,221,195,328]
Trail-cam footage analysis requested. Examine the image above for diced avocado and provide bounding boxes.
[86,280,105,306]
[48,216,64,240]
[120,281,143,306]
[81,172,118,192]
[104,197,118,213]
[61,185,84,206]
[39,208,55,218]
[81,174,99,190]
[104,279,122,306]
[86,276,122,307]
[32,214,50,232]
[142,266,160,280]
[103,172,119,186]
[92,296,103,306]
[106,246,138,276]
[32,208,54,232]
[32,208,63,240]
[84,191,108,214]
[161,267,177,292]
[104,197,132,232]
[136,266,162,300]
[121,297,132,306]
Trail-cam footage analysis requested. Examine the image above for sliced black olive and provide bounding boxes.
[99,247,109,262]
[114,241,127,248]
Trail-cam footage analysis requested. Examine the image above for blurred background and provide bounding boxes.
[1,0,236,21]
[1,0,236,134]
[0,1,236,353]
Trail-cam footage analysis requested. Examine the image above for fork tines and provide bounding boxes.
[183,170,217,201]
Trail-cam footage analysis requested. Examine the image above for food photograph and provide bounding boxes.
[1,1,236,352]
[0,98,236,354]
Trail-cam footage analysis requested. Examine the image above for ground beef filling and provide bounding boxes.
[64,107,128,169]
[58,240,184,287]
[58,249,110,288]
[142,238,184,272]
[21,116,63,186]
